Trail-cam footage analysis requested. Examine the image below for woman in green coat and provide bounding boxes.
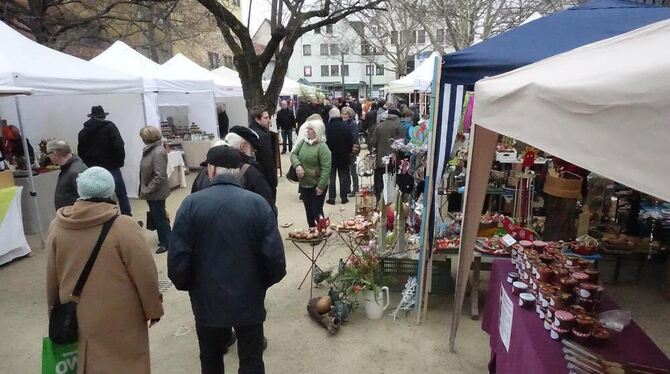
[291,118,332,227]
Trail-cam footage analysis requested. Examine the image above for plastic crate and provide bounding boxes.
[380,257,452,294]
[496,150,517,163]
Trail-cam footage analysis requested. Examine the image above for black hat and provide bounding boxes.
[229,126,261,150]
[206,145,243,168]
[388,108,401,116]
[87,105,109,118]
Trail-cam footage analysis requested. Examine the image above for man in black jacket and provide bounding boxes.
[276,100,296,154]
[77,105,131,215]
[46,140,87,210]
[248,105,277,202]
[169,145,286,374]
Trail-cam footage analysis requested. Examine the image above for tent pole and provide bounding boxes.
[449,124,498,352]
[415,56,443,324]
[14,96,45,248]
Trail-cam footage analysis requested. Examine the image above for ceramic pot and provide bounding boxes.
[364,287,390,320]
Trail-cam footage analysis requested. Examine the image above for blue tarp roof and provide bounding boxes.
[441,0,670,86]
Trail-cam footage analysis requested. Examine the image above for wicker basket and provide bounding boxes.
[544,171,582,199]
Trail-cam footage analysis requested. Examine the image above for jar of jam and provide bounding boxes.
[507,272,520,284]
[575,283,600,300]
[565,255,579,267]
[576,259,589,270]
[575,314,596,335]
[552,310,576,330]
[533,240,548,253]
[519,240,533,250]
[559,277,578,294]
[550,326,569,341]
[572,328,591,345]
[585,269,600,283]
[576,297,596,313]
[540,253,554,265]
[544,314,553,330]
[572,272,589,283]
[537,266,553,283]
[568,304,587,316]
[592,325,611,346]
[550,292,572,309]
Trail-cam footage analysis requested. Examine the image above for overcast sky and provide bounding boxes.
[241,0,273,35]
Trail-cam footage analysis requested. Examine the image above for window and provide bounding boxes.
[391,31,398,45]
[304,66,312,77]
[303,44,311,56]
[376,64,384,75]
[365,64,374,76]
[321,65,329,76]
[330,44,339,55]
[418,30,426,44]
[342,65,349,76]
[361,42,371,56]
[315,26,321,34]
[207,51,221,69]
[410,30,417,44]
[326,24,333,34]
[330,65,339,76]
[436,29,445,43]
[222,55,234,68]
[320,44,329,55]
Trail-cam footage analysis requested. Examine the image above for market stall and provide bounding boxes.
[415,0,670,349]
[0,186,31,265]
[0,21,147,199]
[457,18,670,366]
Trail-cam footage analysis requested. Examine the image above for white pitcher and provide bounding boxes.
[364,286,390,320]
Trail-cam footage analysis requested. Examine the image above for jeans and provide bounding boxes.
[147,199,171,249]
[109,168,131,216]
[281,129,293,153]
[328,164,351,201]
[302,186,327,227]
[196,323,265,374]
[349,155,358,193]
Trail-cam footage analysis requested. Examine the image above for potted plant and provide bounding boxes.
[329,249,394,320]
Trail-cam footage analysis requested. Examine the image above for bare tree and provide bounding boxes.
[400,0,575,51]
[345,9,426,78]
[195,0,385,116]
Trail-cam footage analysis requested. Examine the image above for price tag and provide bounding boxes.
[500,234,517,248]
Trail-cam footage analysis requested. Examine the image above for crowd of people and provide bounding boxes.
[39,95,424,373]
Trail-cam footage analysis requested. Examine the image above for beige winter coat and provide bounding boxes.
[46,201,164,374]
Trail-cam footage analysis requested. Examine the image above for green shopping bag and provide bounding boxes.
[41,337,78,374]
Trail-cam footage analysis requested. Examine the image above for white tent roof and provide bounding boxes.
[91,41,162,92]
[0,21,142,95]
[163,54,242,97]
[262,77,316,96]
[387,51,441,93]
[0,86,32,96]
[473,18,670,202]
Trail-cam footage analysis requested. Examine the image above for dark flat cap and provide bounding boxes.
[229,126,261,150]
[206,145,243,168]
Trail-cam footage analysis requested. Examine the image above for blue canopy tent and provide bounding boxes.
[413,0,670,351]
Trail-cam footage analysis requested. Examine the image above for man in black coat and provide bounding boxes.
[217,105,230,137]
[248,105,277,202]
[169,145,286,374]
[276,100,296,154]
[77,105,131,216]
[295,99,312,134]
[325,109,355,205]
[46,140,87,210]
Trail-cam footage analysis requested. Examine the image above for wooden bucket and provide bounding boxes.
[544,171,582,199]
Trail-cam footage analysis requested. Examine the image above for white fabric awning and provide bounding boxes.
[0,86,32,96]
[473,18,670,202]
[387,51,441,93]
[262,77,316,96]
[162,54,242,97]
[0,21,142,95]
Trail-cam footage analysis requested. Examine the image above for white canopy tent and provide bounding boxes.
[387,51,441,93]
[453,19,670,348]
[91,42,221,134]
[262,77,317,96]
[0,21,146,201]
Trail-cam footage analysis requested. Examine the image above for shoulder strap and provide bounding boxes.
[72,215,118,297]
[239,163,251,186]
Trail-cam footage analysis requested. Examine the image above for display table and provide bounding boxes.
[0,186,31,265]
[14,170,58,234]
[180,141,215,169]
[482,260,670,373]
[167,151,187,189]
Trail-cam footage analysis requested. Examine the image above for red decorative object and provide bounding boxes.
[316,216,331,233]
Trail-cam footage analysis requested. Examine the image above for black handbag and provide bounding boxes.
[286,141,305,184]
[48,216,118,344]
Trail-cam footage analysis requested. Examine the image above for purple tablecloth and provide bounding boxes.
[482,260,670,374]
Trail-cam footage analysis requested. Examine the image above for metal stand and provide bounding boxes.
[290,238,328,300]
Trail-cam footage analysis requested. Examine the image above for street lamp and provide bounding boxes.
[340,44,348,98]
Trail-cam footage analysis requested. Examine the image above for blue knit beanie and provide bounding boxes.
[77,167,115,200]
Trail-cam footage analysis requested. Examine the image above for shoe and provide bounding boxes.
[341,199,349,204]
[326,200,336,205]
[155,246,167,254]
[262,336,268,351]
[223,331,237,355]
[348,192,357,198]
